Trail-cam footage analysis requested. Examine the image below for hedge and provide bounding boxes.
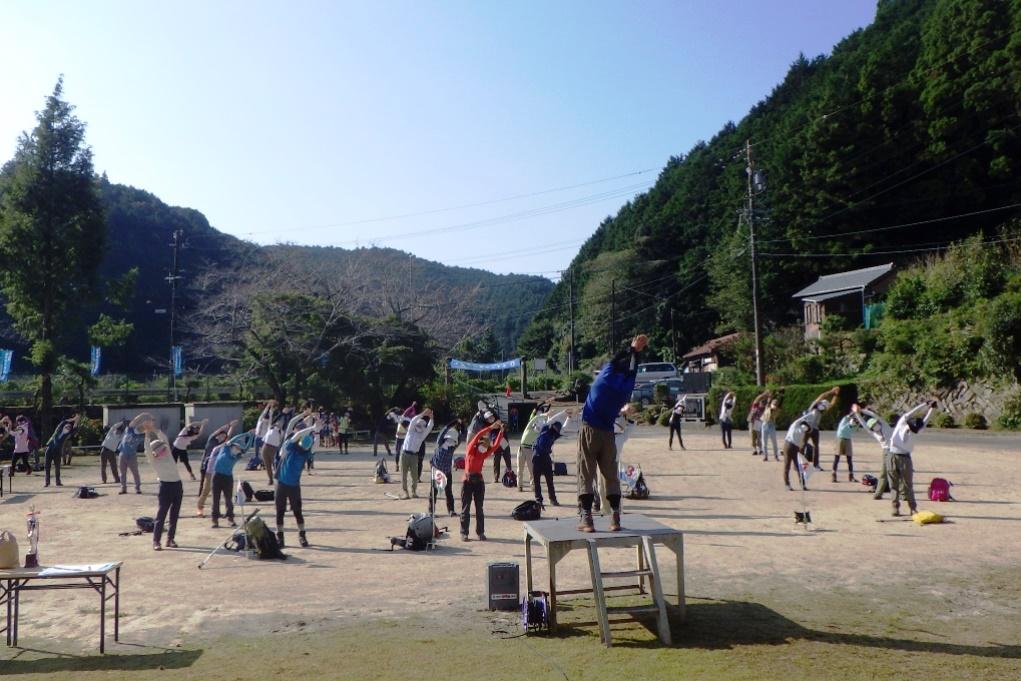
[706,382,858,431]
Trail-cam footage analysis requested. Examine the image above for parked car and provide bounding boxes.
[631,378,685,407]
[635,362,678,384]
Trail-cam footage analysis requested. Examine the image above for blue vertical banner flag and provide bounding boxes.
[172,345,184,377]
[0,349,13,383]
[90,346,102,376]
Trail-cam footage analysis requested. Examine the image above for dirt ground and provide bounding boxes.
[1,417,1019,678]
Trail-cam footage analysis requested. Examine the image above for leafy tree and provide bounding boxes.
[0,79,105,431]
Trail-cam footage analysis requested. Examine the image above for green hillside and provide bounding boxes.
[519,0,1021,368]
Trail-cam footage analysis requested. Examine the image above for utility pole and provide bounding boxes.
[167,229,183,401]
[610,279,617,353]
[746,139,766,386]
[670,309,677,364]
[568,269,576,373]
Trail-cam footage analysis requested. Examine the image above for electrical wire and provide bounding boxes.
[759,234,1021,258]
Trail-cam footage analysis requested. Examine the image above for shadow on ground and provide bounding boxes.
[552,598,1021,659]
[1,646,202,673]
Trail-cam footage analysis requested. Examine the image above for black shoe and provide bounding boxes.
[276,531,285,547]
[229,520,237,528]
[119,489,127,495]
[153,543,162,551]
[211,522,220,528]
[551,500,561,506]
[460,534,469,542]
[166,540,179,548]
[786,484,793,491]
[832,472,838,483]
[477,533,487,541]
[135,488,142,494]
[299,531,309,548]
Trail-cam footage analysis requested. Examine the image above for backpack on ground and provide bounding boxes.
[862,474,878,490]
[240,480,255,502]
[511,500,542,521]
[245,455,262,471]
[453,456,466,470]
[244,515,286,560]
[254,489,275,502]
[552,462,568,476]
[136,516,155,533]
[374,459,390,483]
[928,477,954,502]
[502,469,517,488]
[225,529,247,551]
[390,513,439,551]
[74,486,99,499]
[627,473,650,500]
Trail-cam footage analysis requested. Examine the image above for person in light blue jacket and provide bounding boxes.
[275,422,317,548]
[210,432,255,528]
[832,411,859,483]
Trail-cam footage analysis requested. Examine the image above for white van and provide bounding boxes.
[635,362,678,384]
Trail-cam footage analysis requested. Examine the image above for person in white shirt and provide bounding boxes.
[852,404,893,499]
[760,399,780,461]
[261,416,285,485]
[99,419,127,484]
[719,392,736,449]
[668,395,686,451]
[171,419,207,481]
[782,414,813,491]
[801,387,840,469]
[400,409,433,499]
[138,416,183,551]
[884,401,936,516]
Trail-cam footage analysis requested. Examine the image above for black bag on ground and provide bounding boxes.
[254,489,275,502]
[511,500,542,521]
[553,462,568,476]
[244,515,286,560]
[391,513,437,551]
[245,455,261,471]
[240,480,255,502]
[225,529,247,551]
[136,516,155,533]
[74,486,99,499]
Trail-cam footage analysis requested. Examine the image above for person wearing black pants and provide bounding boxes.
[719,392,735,449]
[460,423,504,541]
[275,422,317,547]
[668,396,685,450]
[491,440,512,483]
[136,420,185,550]
[430,420,461,517]
[44,416,79,487]
[209,431,252,528]
[211,473,235,527]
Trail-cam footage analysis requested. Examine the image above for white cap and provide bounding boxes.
[816,400,829,410]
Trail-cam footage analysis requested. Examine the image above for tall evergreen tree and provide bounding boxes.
[0,78,105,431]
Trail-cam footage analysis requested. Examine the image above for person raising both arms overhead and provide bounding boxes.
[718,392,736,449]
[460,420,506,542]
[275,419,318,548]
[172,418,207,481]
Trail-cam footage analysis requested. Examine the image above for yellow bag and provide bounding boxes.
[0,529,19,569]
[912,510,944,525]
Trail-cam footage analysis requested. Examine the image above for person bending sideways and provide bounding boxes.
[140,420,184,551]
[99,419,126,484]
[885,401,936,517]
[400,408,433,499]
[532,411,570,507]
[718,391,736,449]
[118,414,150,495]
[577,334,647,533]
[210,432,254,528]
[275,421,318,548]
[172,418,207,481]
[460,422,505,541]
[668,395,686,451]
[852,405,893,500]
[44,414,80,487]
[430,418,462,517]
[517,403,551,491]
[782,415,813,491]
[197,420,237,516]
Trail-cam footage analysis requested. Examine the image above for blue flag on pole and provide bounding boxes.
[90,346,102,376]
[0,349,12,383]
[172,346,183,377]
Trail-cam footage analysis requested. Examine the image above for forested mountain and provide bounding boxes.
[4,178,553,374]
[519,0,1021,368]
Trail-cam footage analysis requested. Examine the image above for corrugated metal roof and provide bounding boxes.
[792,262,894,299]
[682,332,742,359]
[801,290,859,303]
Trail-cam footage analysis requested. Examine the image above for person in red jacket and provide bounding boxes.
[460,421,505,542]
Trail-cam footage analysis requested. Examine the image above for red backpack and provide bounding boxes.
[928,478,953,502]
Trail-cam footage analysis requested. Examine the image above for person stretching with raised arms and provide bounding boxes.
[275,419,318,548]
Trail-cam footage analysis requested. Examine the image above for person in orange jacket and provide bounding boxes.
[460,421,505,542]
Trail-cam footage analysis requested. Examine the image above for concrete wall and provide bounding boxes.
[102,404,183,436]
[185,402,245,448]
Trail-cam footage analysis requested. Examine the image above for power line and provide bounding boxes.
[759,234,1021,258]
[241,168,658,237]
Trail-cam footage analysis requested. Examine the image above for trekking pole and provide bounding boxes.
[198,508,260,569]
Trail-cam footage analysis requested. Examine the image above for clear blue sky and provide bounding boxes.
[0,1,877,279]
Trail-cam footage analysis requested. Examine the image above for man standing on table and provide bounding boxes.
[577,334,647,533]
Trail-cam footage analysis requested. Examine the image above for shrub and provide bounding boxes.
[964,412,988,430]
[931,412,955,429]
[656,410,671,427]
[707,382,858,430]
[996,394,1021,431]
[653,382,671,404]
[74,416,104,447]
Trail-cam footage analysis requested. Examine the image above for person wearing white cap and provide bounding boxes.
[400,408,433,498]
[137,415,183,550]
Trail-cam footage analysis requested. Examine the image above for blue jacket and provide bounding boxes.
[117,426,145,456]
[532,424,563,463]
[277,440,312,486]
[46,420,74,456]
[582,348,639,432]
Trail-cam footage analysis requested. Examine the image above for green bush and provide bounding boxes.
[653,382,670,405]
[242,406,263,432]
[643,408,661,425]
[964,412,988,430]
[996,394,1021,430]
[707,382,858,431]
[931,412,955,429]
[656,410,671,427]
[74,416,104,447]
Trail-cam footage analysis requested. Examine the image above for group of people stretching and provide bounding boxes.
[721,386,936,517]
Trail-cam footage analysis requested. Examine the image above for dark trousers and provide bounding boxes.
[373,429,392,457]
[44,449,61,485]
[492,447,512,482]
[12,451,30,473]
[460,474,486,536]
[172,447,194,477]
[154,480,183,544]
[338,433,349,454]
[532,458,557,504]
[429,467,455,515]
[211,473,234,522]
[100,447,120,483]
[669,421,684,449]
[783,441,806,489]
[720,421,733,448]
[810,428,821,467]
[417,441,426,480]
[275,481,305,529]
